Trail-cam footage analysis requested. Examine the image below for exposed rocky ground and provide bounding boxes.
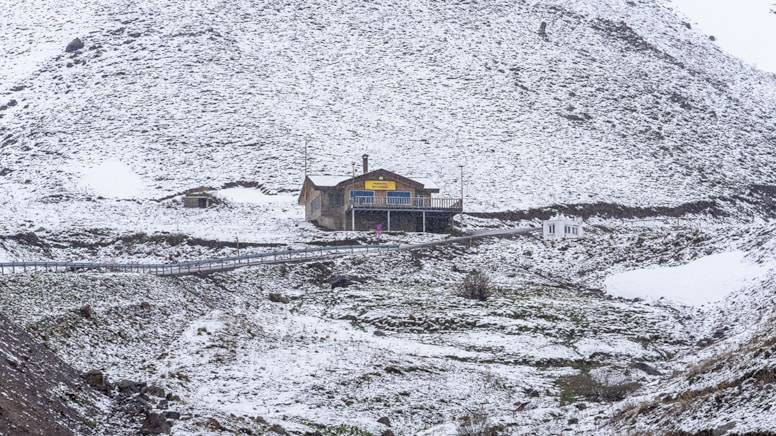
[2,216,776,434]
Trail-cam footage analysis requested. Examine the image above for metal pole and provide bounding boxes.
[423,211,426,233]
[458,164,464,228]
[351,161,356,231]
[387,210,391,232]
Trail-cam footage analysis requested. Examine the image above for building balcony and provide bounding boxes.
[348,196,463,212]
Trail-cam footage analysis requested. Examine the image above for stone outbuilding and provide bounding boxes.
[182,190,217,208]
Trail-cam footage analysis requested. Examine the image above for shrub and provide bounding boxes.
[457,408,499,436]
[458,270,492,301]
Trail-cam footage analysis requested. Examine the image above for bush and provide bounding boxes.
[457,409,499,436]
[458,270,492,301]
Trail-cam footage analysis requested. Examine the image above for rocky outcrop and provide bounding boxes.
[0,313,101,435]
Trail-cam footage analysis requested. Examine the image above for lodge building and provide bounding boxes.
[298,155,462,233]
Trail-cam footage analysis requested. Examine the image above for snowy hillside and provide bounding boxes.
[2,0,776,218]
[3,0,776,435]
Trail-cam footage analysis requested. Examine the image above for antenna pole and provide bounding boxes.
[304,137,309,177]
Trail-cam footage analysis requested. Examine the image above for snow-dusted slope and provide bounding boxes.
[2,0,776,216]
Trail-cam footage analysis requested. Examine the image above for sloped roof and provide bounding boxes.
[307,175,352,187]
[306,171,439,191]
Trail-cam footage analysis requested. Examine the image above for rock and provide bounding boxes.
[329,275,356,289]
[0,100,17,111]
[84,370,110,392]
[164,411,181,420]
[268,424,287,434]
[574,403,587,410]
[140,301,152,311]
[568,418,579,425]
[381,431,396,436]
[268,293,289,304]
[65,38,84,53]
[116,379,146,395]
[377,416,391,427]
[79,305,96,320]
[197,326,209,335]
[166,393,181,402]
[142,385,166,398]
[128,31,142,38]
[373,330,387,337]
[631,362,662,376]
[538,21,548,40]
[713,421,736,435]
[140,412,172,434]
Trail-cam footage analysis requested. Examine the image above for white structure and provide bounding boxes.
[543,214,584,240]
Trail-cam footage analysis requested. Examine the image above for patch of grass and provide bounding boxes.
[557,371,641,405]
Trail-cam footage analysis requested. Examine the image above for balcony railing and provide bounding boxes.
[349,196,462,211]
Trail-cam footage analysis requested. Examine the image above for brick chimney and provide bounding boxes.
[362,154,369,174]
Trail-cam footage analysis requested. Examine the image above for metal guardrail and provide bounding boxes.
[350,196,462,210]
[0,244,401,277]
[0,227,536,277]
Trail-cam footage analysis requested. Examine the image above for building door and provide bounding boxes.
[198,198,208,208]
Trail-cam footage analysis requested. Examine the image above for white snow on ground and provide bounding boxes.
[604,251,770,307]
[77,159,146,199]
[672,0,776,73]
[215,187,289,205]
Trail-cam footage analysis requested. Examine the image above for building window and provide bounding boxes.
[387,191,411,205]
[548,224,555,234]
[311,197,321,210]
[328,191,343,207]
[350,190,374,205]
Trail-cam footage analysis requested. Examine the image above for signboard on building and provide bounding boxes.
[365,180,396,191]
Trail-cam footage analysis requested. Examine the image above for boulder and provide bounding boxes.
[381,431,396,436]
[268,293,289,304]
[65,38,84,53]
[140,412,172,434]
[164,411,181,420]
[142,385,166,398]
[84,369,110,393]
[79,305,96,320]
[116,379,146,395]
[377,416,391,427]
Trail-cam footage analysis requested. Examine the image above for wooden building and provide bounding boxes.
[298,156,462,232]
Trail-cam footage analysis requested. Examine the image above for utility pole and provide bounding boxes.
[458,164,465,229]
[235,236,240,257]
[351,161,356,231]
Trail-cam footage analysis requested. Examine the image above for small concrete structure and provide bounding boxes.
[183,191,216,208]
[543,214,584,240]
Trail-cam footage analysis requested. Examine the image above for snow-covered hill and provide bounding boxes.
[2,0,776,217]
[3,0,776,435]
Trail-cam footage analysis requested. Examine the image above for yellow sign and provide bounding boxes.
[365,180,396,191]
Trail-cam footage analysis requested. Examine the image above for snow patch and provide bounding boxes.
[604,251,770,307]
[77,159,146,199]
[215,187,291,205]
